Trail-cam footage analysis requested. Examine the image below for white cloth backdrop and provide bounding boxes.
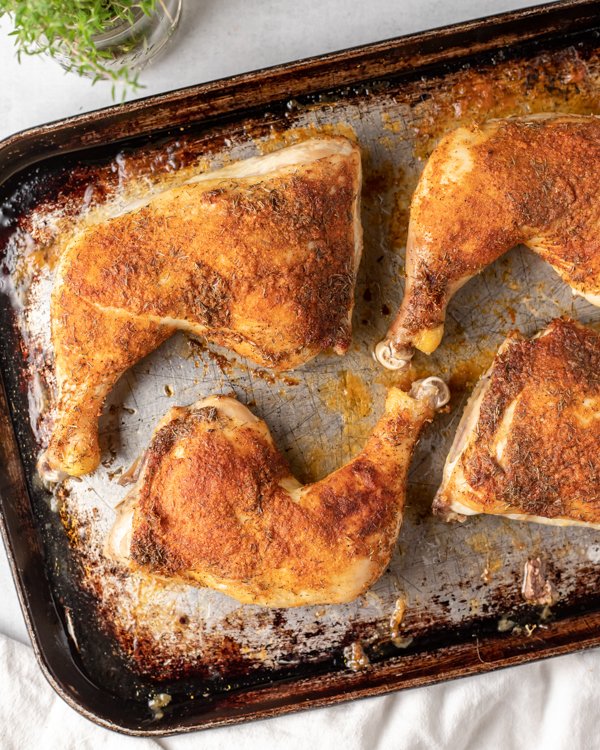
[1,1,597,747]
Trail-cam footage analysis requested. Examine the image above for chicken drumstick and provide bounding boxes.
[375,114,600,369]
[107,378,450,607]
[44,137,362,479]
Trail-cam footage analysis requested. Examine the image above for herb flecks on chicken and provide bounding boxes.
[43,137,363,479]
[376,115,600,370]
[434,318,600,528]
[106,379,449,607]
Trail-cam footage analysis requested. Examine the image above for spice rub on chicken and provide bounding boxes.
[43,137,363,479]
[375,114,600,370]
[434,318,600,528]
[106,379,450,608]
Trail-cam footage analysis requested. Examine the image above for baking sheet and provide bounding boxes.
[1,14,600,726]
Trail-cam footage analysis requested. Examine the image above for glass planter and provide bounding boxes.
[55,0,182,78]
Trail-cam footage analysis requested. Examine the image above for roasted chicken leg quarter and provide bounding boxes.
[434,318,600,528]
[44,137,363,479]
[375,114,600,369]
[106,378,450,607]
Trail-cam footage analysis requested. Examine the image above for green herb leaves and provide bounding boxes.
[0,0,160,98]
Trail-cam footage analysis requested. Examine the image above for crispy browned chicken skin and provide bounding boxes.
[434,318,600,528]
[106,379,449,607]
[44,137,362,478]
[376,115,600,369]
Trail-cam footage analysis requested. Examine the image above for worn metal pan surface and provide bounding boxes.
[1,0,600,735]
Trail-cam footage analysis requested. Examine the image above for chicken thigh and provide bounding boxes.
[434,318,600,528]
[375,114,600,369]
[106,378,450,607]
[43,137,362,479]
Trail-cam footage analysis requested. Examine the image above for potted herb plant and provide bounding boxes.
[0,0,182,96]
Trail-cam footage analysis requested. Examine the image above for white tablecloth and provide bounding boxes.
[2,1,596,747]
[1,633,598,750]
